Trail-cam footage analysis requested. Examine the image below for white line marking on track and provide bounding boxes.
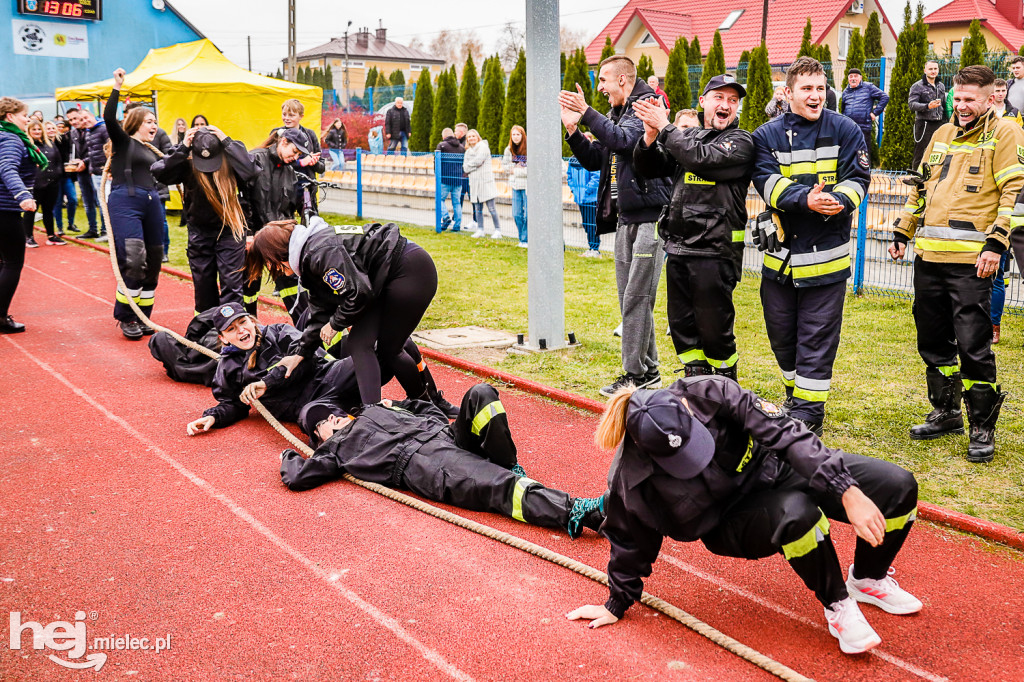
[4,336,475,682]
[25,265,108,305]
[658,552,949,682]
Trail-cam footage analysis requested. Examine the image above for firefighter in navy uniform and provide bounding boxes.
[633,74,754,381]
[751,58,871,436]
[891,65,1024,463]
[280,383,607,539]
[566,379,922,655]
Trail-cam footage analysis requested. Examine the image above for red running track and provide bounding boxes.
[1,241,1022,681]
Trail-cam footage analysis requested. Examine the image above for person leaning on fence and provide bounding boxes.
[502,125,528,247]
[435,127,465,233]
[384,97,411,155]
[909,60,947,171]
[750,57,870,437]
[560,54,672,398]
[840,68,888,157]
[633,74,754,383]
[566,379,922,656]
[892,65,1024,464]
[463,129,502,239]
[103,68,168,341]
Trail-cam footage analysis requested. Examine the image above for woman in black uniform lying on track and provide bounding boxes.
[280,383,607,539]
[245,215,437,408]
[566,378,922,655]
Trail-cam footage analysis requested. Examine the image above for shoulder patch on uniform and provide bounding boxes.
[754,398,783,418]
[323,268,346,291]
[719,140,734,152]
[857,149,870,169]
[1016,144,1024,165]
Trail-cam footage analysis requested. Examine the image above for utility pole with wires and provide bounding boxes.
[287,0,297,81]
[344,20,352,110]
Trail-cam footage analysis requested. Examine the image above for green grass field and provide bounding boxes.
[159,211,1024,530]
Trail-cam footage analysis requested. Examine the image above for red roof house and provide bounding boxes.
[924,0,1024,54]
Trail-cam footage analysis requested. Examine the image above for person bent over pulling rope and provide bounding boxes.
[281,383,606,539]
[567,378,921,655]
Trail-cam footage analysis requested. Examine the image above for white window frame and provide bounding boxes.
[410,63,430,71]
[308,59,320,68]
[636,31,657,48]
[838,26,853,60]
[950,40,962,58]
[719,10,744,31]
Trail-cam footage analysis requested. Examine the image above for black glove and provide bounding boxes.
[753,210,784,253]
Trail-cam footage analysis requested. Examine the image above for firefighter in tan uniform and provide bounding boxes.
[891,66,1024,463]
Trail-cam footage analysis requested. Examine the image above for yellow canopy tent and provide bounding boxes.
[56,38,322,150]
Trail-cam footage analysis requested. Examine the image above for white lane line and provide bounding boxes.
[4,336,475,682]
[25,264,109,305]
[658,552,949,682]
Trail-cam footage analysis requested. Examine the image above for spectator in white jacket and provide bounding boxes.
[463,129,502,239]
[502,125,528,246]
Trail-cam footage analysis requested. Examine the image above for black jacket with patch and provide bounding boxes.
[602,376,857,619]
[245,147,301,231]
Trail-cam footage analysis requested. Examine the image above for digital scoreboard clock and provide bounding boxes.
[17,0,102,21]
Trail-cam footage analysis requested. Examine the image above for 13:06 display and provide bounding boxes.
[18,0,101,21]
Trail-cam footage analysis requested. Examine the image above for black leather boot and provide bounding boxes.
[713,365,738,382]
[681,363,712,378]
[421,365,459,419]
[794,417,824,438]
[909,370,964,440]
[963,384,1006,464]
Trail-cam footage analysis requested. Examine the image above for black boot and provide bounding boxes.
[680,363,712,378]
[713,365,738,382]
[910,370,964,440]
[963,384,1006,464]
[794,417,824,438]
[422,365,459,419]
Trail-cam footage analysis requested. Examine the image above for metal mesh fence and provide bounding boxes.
[319,155,1023,314]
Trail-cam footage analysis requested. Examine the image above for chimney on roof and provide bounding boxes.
[356,27,369,48]
[994,0,1024,29]
[375,22,387,43]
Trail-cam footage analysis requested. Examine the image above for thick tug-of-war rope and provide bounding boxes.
[96,163,813,682]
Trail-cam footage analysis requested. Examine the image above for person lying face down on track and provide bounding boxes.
[280,383,607,539]
[245,215,439,409]
[567,378,922,655]
[185,302,360,436]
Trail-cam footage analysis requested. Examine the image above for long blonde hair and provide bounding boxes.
[26,120,51,147]
[193,156,247,241]
[594,386,637,450]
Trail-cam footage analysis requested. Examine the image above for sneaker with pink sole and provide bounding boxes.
[825,597,881,654]
[846,565,922,615]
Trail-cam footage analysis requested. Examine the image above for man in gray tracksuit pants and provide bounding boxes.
[561,55,672,396]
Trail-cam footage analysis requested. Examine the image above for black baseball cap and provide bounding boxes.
[625,389,715,479]
[701,74,747,99]
[213,302,251,332]
[299,400,349,447]
[279,127,310,155]
[192,129,225,173]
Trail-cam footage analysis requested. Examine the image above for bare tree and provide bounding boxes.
[559,26,588,54]
[406,35,424,53]
[428,29,462,67]
[458,32,485,74]
[497,22,525,70]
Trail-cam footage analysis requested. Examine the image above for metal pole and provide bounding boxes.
[854,195,868,294]
[287,0,297,81]
[344,21,352,110]
[247,35,252,71]
[356,148,363,219]
[525,0,565,350]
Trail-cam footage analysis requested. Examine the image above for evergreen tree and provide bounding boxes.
[960,18,987,68]
[431,68,458,149]
[561,52,567,80]
[820,44,835,89]
[376,70,390,89]
[324,65,334,91]
[843,29,865,84]
[688,36,702,64]
[736,49,751,87]
[389,69,406,87]
[636,54,655,82]
[700,30,726,92]
[798,19,815,59]
[501,49,527,146]
[739,43,771,132]
[880,2,923,170]
[409,68,434,152]
[593,36,616,115]
[914,3,929,69]
[575,48,594,105]
[364,66,378,91]
[1019,43,1024,56]
[457,53,480,129]
[665,36,691,116]
[479,56,506,151]
[865,11,883,60]
[274,68,283,80]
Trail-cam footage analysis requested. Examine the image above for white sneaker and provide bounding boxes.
[825,597,881,654]
[491,230,502,239]
[518,241,528,248]
[846,565,922,615]
[612,323,622,337]
[471,229,485,239]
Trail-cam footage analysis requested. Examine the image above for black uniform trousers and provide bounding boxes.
[666,254,739,371]
[702,453,918,608]
[186,227,245,314]
[400,384,572,530]
[760,278,847,422]
[242,273,307,321]
[109,187,165,324]
[911,119,945,171]
[913,258,996,384]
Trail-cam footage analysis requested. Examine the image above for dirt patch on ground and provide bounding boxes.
[440,346,510,366]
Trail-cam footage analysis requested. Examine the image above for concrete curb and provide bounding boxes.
[66,231,1023,553]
